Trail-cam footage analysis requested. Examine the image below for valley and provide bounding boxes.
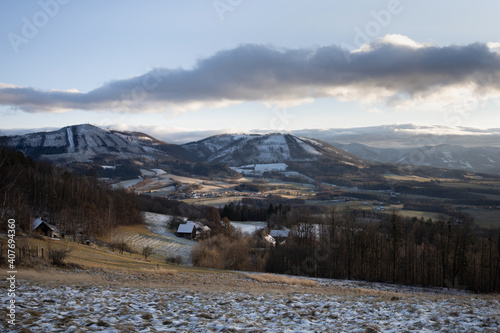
[119,163,500,228]
[2,124,499,227]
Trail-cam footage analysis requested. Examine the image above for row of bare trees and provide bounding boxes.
[266,207,499,293]
[194,203,499,292]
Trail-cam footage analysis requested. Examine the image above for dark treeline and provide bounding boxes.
[403,201,454,215]
[166,161,241,179]
[137,194,208,220]
[219,197,310,223]
[0,147,142,236]
[196,202,500,293]
[220,201,269,222]
[266,208,500,293]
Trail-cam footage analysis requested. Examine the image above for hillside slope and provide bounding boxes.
[182,133,365,167]
[0,124,192,164]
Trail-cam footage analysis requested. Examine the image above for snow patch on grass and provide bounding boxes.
[231,221,267,234]
[231,163,288,175]
[8,277,500,332]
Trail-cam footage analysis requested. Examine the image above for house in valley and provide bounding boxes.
[269,229,289,244]
[32,218,61,238]
[176,223,196,240]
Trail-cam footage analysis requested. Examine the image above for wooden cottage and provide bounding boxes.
[176,223,196,240]
[32,218,61,238]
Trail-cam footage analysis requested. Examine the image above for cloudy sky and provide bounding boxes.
[1,0,500,140]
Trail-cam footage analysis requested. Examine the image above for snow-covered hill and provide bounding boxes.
[5,123,498,175]
[0,125,366,179]
[0,124,190,164]
[182,133,363,166]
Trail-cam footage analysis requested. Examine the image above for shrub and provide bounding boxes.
[165,255,183,265]
[110,240,132,254]
[48,242,72,266]
[168,216,184,230]
[192,234,252,271]
[142,246,154,259]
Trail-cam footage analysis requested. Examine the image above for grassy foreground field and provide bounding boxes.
[15,226,196,273]
[4,233,500,332]
[4,262,500,332]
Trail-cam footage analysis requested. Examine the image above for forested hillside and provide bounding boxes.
[194,204,500,293]
[0,147,142,236]
[265,208,500,293]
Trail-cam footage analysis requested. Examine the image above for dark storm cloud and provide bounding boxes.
[1,37,500,113]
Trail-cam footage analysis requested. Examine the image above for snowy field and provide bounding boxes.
[111,178,142,189]
[231,163,288,175]
[114,212,195,264]
[231,221,267,234]
[3,269,499,333]
[140,168,156,177]
[152,168,167,175]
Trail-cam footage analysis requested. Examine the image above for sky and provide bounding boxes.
[1,0,500,141]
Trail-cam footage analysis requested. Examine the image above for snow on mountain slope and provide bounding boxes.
[0,124,179,163]
[66,127,75,151]
[1,125,365,171]
[182,133,363,166]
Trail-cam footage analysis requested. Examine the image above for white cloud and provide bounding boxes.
[353,34,430,54]
[487,41,500,51]
[1,35,500,115]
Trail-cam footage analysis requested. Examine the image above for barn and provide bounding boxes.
[176,223,196,240]
[32,218,61,238]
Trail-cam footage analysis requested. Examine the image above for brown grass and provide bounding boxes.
[14,234,182,275]
[2,268,106,285]
[244,273,318,287]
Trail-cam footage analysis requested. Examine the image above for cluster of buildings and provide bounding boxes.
[167,190,269,200]
[175,221,211,240]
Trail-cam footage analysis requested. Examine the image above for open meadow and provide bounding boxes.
[2,267,499,332]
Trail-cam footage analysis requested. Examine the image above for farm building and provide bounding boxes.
[270,229,289,243]
[32,218,61,238]
[176,223,196,240]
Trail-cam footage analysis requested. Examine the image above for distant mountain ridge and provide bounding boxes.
[292,124,500,148]
[335,142,500,174]
[0,124,191,164]
[2,124,500,175]
[182,133,364,166]
[0,124,365,169]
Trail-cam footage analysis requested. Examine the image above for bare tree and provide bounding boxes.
[142,246,154,259]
